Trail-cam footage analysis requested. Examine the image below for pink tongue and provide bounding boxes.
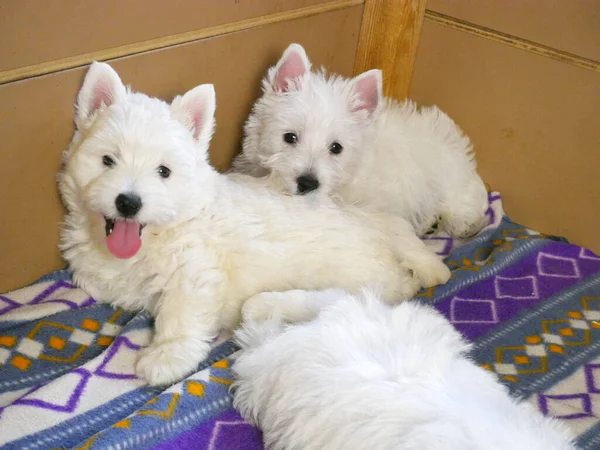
[106,220,142,259]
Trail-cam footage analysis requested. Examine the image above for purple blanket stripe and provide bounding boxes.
[435,241,599,341]
[151,409,262,450]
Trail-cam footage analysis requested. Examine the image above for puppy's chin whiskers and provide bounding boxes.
[304,193,325,209]
[266,171,291,194]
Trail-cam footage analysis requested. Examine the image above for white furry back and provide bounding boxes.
[233,292,575,450]
[340,99,487,234]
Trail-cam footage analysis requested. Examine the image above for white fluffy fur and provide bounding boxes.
[234,290,576,450]
[233,43,489,237]
[58,62,427,386]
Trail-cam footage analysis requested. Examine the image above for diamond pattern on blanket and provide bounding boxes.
[538,252,581,279]
[0,280,93,320]
[450,298,499,324]
[208,417,258,449]
[529,356,600,440]
[476,295,600,385]
[495,275,539,299]
[0,310,123,372]
[73,355,237,450]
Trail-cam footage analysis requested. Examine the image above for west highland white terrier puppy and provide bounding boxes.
[59,62,429,386]
[234,290,576,450]
[232,43,489,238]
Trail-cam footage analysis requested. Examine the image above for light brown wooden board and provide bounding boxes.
[426,0,600,62]
[0,0,333,73]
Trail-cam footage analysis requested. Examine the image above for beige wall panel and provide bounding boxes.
[410,21,600,253]
[426,0,600,61]
[0,5,364,292]
[0,0,330,72]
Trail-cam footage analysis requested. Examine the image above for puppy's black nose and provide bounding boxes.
[296,175,320,194]
[115,193,142,218]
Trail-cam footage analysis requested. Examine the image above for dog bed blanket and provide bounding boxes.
[1,192,599,449]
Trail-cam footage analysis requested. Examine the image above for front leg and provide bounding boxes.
[381,214,451,288]
[136,254,224,386]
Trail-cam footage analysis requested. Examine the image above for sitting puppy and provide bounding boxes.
[234,290,576,450]
[232,43,489,238]
[59,62,431,386]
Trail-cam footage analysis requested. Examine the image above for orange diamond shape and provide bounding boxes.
[49,336,66,350]
[503,375,518,383]
[525,335,542,344]
[548,344,565,354]
[81,318,100,332]
[97,336,114,346]
[113,419,130,429]
[187,381,205,397]
[514,355,529,364]
[559,328,574,337]
[462,258,473,266]
[0,336,16,348]
[480,364,493,371]
[11,355,31,370]
[213,359,229,369]
[591,321,600,329]
[568,311,583,319]
[493,240,504,246]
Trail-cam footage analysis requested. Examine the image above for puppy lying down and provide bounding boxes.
[233,290,575,450]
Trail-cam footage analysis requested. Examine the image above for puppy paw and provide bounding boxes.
[136,338,210,386]
[242,292,284,323]
[422,217,441,236]
[403,253,451,288]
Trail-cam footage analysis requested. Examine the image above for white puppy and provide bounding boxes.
[234,290,576,450]
[59,62,425,386]
[232,43,489,238]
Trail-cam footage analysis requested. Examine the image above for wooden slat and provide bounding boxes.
[0,0,331,73]
[0,0,364,85]
[426,0,600,63]
[354,0,427,99]
[425,10,600,73]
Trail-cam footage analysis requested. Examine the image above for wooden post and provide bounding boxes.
[354,0,427,100]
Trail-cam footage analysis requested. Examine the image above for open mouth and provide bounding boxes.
[104,217,145,236]
[104,217,145,259]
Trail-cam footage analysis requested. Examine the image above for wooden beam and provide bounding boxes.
[354,0,427,99]
[425,10,600,73]
[0,0,364,85]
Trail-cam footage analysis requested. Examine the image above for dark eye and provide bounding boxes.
[102,155,115,167]
[330,142,343,155]
[158,165,171,179]
[283,133,298,144]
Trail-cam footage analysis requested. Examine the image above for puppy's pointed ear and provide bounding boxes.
[267,43,311,93]
[350,69,382,116]
[76,62,126,128]
[171,84,216,147]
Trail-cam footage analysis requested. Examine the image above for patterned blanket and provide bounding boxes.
[1,193,599,449]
